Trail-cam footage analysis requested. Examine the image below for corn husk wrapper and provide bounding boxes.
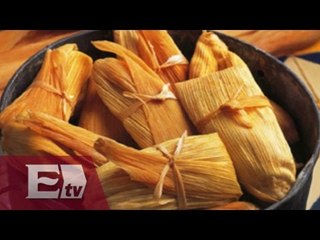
[189,32,299,144]
[92,40,194,148]
[0,44,92,128]
[113,30,140,55]
[137,30,189,85]
[189,32,245,79]
[78,78,136,146]
[176,33,296,202]
[113,30,189,86]
[2,111,107,166]
[96,162,179,210]
[94,132,242,209]
[98,159,239,210]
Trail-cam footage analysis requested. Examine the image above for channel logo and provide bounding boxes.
[26,164,87,199]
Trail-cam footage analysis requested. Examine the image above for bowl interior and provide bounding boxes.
[1,30,319,209]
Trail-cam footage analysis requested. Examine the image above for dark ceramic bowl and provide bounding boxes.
[1,30,319,210]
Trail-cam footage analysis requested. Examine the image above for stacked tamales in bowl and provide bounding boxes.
[0,30,319,210]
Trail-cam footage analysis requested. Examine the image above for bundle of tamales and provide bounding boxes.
[114,30,189,85]
[113,31,299,144]
[91,40,194,148]
[78,78,136,146]
[95,132,242,209]
[0,30,301,209]
[175,32,296,202]
[2,111,242,209]
[0,43,92,127]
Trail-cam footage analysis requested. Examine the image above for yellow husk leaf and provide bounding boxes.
[92,40,194,148]
[97,162,179,210]
[177,33,296,202]
[189,32,245,78]
[189,31,299,144]
[176,66,296,202]
[78,78,136,146]
[137,30,189,84]
[2,111,107,166]
[113,30,140,55]
[113,30,189,86]
[94,133,243,208]
[0,44,92,128]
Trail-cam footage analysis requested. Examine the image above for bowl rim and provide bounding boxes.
[1,30,319,210]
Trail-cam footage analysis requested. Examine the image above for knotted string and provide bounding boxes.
[156,54,189,71]
[118,83,177,121]
[154,131,188,209]
[146,40,188,72]
[196,86,272,131]
[31,81,74,121]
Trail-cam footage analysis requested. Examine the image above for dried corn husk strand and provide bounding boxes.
[113,30,189,86]
[113,30,140,55]
[94,132,242,209]
[176,32,296,202]
[2,111,107,166]
[189,31,299,144]
[92,40,194,148]
[0,44,92,128]
[78,78,136,146]
[137,30,189,85]
[189,31,245,78]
